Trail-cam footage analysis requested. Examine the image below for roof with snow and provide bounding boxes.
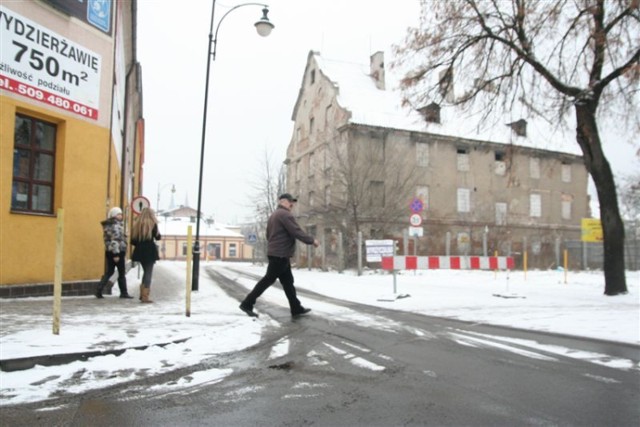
[160,216,244,238]
[311,51,582,156]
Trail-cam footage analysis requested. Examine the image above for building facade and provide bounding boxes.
[285,51,590,269]
[159,206,254,262]
[0,0,143,295]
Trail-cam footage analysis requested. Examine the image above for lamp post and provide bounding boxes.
[192,1,274,291]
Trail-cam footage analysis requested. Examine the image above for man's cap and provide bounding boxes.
[279,193,298,202]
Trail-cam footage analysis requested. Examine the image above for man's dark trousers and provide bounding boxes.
[243,256,302,313]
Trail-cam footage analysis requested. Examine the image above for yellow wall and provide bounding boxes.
[0,97,119,285]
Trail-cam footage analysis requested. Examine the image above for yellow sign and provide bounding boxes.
[581,218,603,242]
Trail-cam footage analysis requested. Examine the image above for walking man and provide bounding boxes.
[240,193,319,318]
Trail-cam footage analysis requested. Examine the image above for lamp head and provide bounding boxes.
[255,6,274,37]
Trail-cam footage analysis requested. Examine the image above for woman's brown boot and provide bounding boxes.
[141,287,153,303]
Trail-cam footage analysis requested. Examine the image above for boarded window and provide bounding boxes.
[308,152,315,177]
[416,142,429,167]
[530,157,540,179]
[561,194,573,219]
[495,202,507,225]
[530,193,542,217]
[457,147,470,171]
[494,152,506,175]
[370,181,385,207]
[372,139,385,163]
[562,163,571,183]
[325,104,332,129]
[457,188,470,213]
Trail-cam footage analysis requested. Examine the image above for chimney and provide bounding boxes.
[370,51,385,90]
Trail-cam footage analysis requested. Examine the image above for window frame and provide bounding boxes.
[11,113,57,214]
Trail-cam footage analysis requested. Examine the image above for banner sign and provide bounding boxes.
[581,218,603,242]
[0,6,102,120]
[365,239,394,262]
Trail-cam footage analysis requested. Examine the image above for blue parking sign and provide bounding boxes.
[87,0,111,33]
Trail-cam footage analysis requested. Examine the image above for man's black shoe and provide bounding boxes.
[291,307,311,318]
[119,294,134,299]
[239,304,259,318]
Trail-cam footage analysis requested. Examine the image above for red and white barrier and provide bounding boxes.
[381,256,514,271]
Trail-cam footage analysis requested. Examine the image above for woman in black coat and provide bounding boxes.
[131,208,161,303]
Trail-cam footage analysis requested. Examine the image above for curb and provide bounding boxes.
[0,337,190,372]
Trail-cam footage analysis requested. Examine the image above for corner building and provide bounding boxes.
[0,1,143,295]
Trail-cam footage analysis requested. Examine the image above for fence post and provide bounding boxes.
[357,231,363,276]
[338,231,344,273]
[52,208,64,335]
[403,228,409,255]
[445,231,451,256]
[321,231,326,271]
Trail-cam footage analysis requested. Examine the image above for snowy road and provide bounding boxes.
[2,263,638,426]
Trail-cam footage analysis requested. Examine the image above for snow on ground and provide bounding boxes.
[0,262,638,405]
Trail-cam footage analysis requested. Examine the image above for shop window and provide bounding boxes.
[12,114,56,214]
[229,243,237,257]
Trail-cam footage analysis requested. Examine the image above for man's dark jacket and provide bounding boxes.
[266,205,315,257]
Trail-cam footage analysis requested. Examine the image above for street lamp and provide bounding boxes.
[192,1,274,291]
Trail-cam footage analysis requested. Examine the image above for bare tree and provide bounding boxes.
[619,169,640,222]
[315,129,420,267]
[394,0,639,295]
[248,147,286,259]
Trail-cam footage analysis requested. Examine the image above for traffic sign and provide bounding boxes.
[409,227,423,237]
[410,197,424,213]
[409,213,423,226]
[247,233,258,244]
[131,196,150,215]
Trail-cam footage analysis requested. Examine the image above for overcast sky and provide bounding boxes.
[136,0,638,225]
[136,0,420,223]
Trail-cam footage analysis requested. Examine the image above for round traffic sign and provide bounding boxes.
[131,196,151,215]
[409,213,423,226]
[410,197,424,213]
